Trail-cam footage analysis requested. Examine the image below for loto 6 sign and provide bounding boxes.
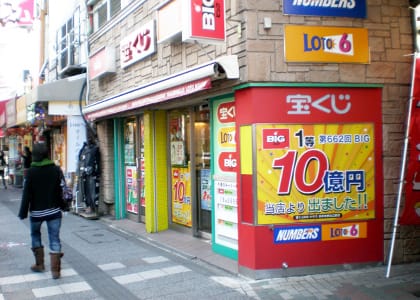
[284,25,369,64]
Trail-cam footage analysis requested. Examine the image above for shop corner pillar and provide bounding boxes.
[144,111,169,233]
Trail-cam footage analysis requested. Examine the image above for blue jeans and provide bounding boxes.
[30,217,62,253]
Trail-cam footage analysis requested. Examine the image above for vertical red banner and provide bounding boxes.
[183,0,226,44]
[401,55,420,225]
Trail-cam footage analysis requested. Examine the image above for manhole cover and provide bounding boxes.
[74,229,120,244]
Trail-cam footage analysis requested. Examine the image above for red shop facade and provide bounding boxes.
[233,84,383,278]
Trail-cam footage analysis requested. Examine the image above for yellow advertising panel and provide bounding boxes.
[217,126,236,148]
[171,166,192,227]
[256,123,375,225]
[284,25,370,63]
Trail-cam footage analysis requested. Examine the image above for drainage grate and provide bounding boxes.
[74,229,121,244]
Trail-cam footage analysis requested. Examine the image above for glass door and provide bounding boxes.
[169,110,192,227]
[194,105,211,233]
[168,105,212,235]
[123,116,145,222]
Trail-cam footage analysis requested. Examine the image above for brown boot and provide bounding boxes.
[30,247,45,272]
[50,252,64,279]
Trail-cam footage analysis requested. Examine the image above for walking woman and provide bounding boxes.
[0,150,7,188]
[18,142,64,279]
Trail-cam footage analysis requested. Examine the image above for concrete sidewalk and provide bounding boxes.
[101,215,420,299]
[4,186,420,299]
[101,217,238,275]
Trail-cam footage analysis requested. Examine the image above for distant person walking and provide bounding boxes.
[18,143,64,279]
[20,146,32,178]
[0,150,7,189]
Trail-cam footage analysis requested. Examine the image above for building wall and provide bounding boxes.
[96,120,115,215]
[87,1,419,263]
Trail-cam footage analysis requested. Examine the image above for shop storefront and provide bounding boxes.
[234,84,383,278]
[80,0,419,279]
[110,105,213,236]
[84,56,240,234]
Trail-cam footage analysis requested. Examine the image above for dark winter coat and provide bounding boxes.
[18,159,63,221]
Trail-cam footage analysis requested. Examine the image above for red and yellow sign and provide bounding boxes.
[402,54,420,225]
[183,0,226,44]
[126,166,138,214]
[171,166,192,227]
[256,123,376,225]
[284,25,370,63]
[322,222,367,241]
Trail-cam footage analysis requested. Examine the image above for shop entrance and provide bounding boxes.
[168,105,211,236]
[123,116,145,222]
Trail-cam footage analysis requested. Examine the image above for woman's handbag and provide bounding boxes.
[58,167,73,211]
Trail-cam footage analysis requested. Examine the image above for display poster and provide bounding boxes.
[171,141,185,165]
[213,97,238,250]
[171,166,192,226]
[200,169,211,211]
[140,155,146,207]
[402,54,420,225]
[124,121,135,165]
[214,180,238,248]
[67,116,86,173]
[126,166,138,214]
[256,123,376,225]
[8,136,18,176]
[52,132,64,168]
[170,115,186,165]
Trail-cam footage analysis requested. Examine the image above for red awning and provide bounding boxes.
[0,100,9,128]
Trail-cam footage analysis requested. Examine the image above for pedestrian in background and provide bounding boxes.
[20,146,32,178]
[18,142,64,279]
[0,150,7,189]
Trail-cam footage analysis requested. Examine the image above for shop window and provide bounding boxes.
[92,0,122,32]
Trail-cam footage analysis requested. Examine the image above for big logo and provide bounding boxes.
[262,128,290,149]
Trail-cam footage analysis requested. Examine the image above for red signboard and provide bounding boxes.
[262,128,290,149]
[120,20,156,69]
[401,55,420,225]
[217,101,235,123]
[235,86,383,270]
[89,47,116,80]
[0,0,33,27]
[218,151,238,173]
[17,0,34,26]
[183,0,225,44]
[86,77,212,120]
[0,100,7,127]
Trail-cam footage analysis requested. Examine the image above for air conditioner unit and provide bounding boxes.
[58,44,75,75]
